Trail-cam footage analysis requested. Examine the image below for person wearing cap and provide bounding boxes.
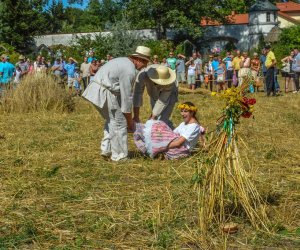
[64,57,78,95]
[0,54,15,89]
[133,65,178,127]
[82,46,151,161]
[264,45,277,96]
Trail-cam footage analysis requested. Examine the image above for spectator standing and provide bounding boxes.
[251,52,261,91]
[80,56,90,90]
[34,55,47,73]
[292,47,300,93]
[14,66,22,84]
[152,55,160,64]
[193,52,203,87]
[264,45,277,96]
[206,55,214,91]
[52,58,64,84]
[211,54,220,88]
[176,54,186,84]
[15,55,29,79]
[166,52,177,70]
[87,51,96,63]
[161,58,169,68]
[232,50,244,86]
[223,52,234,88]
[281,51,295,93]
[185,57,197,90]
[0,54,15,91]
[64,57,78,95]
[239,51,251,85]
[73,67,82,96]
[216,57,226,92]
[89,59,99,83]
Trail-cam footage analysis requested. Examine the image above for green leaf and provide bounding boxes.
[295,228,300,236]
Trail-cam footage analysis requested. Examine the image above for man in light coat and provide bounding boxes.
[82,46,151,161]
[133,65,178,127]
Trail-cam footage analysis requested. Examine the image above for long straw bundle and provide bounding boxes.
[196,79,269,233]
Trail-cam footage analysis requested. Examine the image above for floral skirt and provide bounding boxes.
[134,120,190,160]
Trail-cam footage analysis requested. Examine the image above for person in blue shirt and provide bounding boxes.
[223,52,234,88]
[211,54,220,85]
[0,54,15,91]
[176,54,186,84]
[64,57,78,95]
[87,51,97,63]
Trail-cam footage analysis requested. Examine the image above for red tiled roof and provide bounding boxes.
[278,11,300,24]
[276,2,300,12]
[200,14,249,26]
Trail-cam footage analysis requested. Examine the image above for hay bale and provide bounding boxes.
[0,74,75,113]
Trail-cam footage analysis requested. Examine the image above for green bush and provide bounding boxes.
[272,25,300,67]
[0,43,20,64]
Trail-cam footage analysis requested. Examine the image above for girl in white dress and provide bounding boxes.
[134,102,205,159]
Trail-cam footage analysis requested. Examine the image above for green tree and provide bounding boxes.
[273,25,300,66]
[0,0,47,52]
[122,0,243,39]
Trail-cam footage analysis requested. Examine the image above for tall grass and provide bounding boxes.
[0,74,75,113]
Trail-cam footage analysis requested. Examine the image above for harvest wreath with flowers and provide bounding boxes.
[191,80,269,234]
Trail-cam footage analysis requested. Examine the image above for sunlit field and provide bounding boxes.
[0,78,299,249]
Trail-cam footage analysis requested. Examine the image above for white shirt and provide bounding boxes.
[173,122,201,150]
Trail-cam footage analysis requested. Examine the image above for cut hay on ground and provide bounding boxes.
[0,79,299,248]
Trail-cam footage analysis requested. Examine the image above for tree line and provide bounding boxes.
[1,0,279,52]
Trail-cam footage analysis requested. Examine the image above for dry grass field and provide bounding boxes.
[0,78,299,249]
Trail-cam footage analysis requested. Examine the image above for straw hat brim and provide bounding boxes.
[130,53,150,61]
[146,64,176,86]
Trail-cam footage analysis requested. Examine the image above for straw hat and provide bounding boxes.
[130,46,151,61]
[146,65,176,86]
[19,55,25,60]
[1,54,7,59]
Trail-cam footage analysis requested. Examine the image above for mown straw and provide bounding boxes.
[0,73,74,113]
[0,77,299,248]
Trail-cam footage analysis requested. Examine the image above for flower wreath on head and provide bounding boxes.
[177,103,198,112]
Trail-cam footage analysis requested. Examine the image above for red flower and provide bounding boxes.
[241,111,252,118]
[248,98,256,105]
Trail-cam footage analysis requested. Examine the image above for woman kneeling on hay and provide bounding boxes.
[134,102,205,160]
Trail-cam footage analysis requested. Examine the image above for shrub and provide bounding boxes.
[0,74,75,113]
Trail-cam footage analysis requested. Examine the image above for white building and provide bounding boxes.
[200,0,300,52]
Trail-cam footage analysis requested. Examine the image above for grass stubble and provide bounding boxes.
[0,78,299,249]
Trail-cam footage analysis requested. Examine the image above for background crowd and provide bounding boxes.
[1,45,300,97]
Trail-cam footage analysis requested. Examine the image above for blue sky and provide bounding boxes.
[63,0,89,9]
[46,0,89,9]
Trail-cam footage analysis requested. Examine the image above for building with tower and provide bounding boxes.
[200,0,300,52]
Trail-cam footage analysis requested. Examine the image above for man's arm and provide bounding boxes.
[132,71,146,122]
[151,85,173,118]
